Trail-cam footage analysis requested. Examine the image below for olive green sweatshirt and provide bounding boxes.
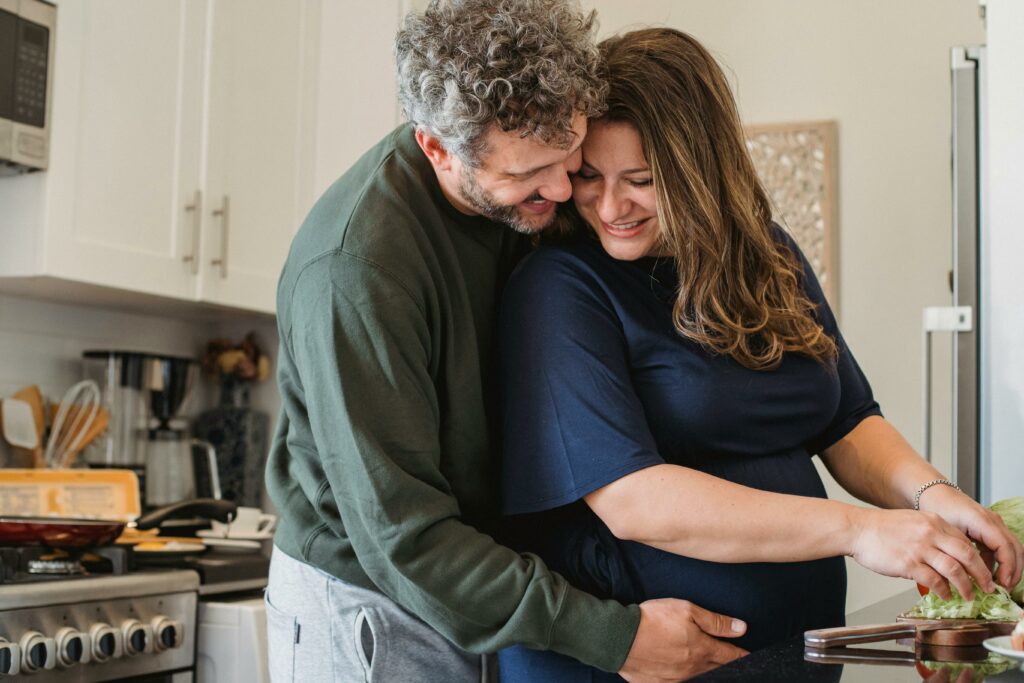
[266,125,640,672]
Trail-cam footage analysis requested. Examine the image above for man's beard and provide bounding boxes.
[457,167,555,235]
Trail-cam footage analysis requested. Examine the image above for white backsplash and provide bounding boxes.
[0,292,281,474]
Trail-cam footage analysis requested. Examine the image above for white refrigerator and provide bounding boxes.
[946,0,1024,505]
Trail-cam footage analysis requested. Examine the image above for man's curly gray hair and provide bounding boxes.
[395,0,607,167]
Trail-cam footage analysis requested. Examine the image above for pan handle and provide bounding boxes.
[134,498,237,530]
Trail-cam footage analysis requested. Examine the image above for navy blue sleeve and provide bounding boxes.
[775,228,883,454]
[499,248,665,516]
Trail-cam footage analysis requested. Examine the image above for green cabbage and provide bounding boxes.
[990,496,1024,603]
[908,579,1022,620]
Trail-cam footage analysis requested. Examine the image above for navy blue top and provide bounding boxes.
[498,231,881,681]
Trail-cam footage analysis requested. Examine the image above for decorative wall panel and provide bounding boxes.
[745,121,839,309]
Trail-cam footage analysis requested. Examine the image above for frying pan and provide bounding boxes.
[0,498,237,549]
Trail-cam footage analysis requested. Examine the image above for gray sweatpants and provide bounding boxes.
[266,546,495,683]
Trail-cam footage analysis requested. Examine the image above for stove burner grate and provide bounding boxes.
[0,545,134,584]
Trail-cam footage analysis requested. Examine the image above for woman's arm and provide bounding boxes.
[820,415,1024,590]
[584,462,996,600]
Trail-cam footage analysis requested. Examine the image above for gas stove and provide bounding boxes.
[0,545,134,584]
[0,545,198,681]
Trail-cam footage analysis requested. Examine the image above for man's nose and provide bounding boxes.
[539,167,574,203]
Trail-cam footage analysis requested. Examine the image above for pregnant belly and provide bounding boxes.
[619,449,847,651]
[621,545,846,651]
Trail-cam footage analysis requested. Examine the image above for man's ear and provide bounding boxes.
[414,129,455,171]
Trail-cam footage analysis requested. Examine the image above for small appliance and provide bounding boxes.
[82,351,220,508]
[0,0,55,175]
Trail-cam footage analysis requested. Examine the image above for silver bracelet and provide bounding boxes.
[913,479,962,510]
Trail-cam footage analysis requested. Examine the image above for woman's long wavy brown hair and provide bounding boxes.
[555,28,836,370]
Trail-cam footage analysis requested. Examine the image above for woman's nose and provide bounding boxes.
[596,185,629,223]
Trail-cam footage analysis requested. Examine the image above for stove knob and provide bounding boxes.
[120,619,153,656]
[88,624,122,662]
[0,639,21,676]
[54,628,91,667]
[150,616,185,651]
[18,632,55,673]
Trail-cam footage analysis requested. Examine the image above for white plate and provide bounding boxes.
[199,537,262,554]
[982,636,1024,660]
[197,529,274,541]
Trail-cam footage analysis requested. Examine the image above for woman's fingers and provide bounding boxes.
[855,509,1003,599]
[930,520,996,594]
[918,487,1024,590]
[967,511,1024,589]
[926,547,977,600]
[913,565,950,600]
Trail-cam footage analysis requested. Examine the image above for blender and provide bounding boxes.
[83,351,220,507]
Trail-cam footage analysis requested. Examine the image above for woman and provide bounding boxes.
[498,28,1023,682]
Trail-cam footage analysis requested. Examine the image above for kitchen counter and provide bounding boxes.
[693,589,1024,682]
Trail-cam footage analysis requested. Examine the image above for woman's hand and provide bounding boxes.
[917,484,1024,591]
[849,508,997,600]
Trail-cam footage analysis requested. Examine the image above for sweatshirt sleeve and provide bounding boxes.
[284,251,640,672]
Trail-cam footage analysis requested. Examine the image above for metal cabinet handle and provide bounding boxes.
[210,195,230,279]
[182,190,202,275]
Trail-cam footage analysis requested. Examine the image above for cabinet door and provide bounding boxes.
[42,0,206,299]
[198,0,318,314]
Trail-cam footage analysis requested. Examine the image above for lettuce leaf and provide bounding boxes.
[990,496,1024,603]
[908,579,1023,620]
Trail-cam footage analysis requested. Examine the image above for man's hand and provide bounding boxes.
[619,598,748,683]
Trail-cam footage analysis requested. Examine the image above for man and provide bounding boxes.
[265,1,747,681]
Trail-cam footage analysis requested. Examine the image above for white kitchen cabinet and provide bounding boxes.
[24,0,207,301]
[1,0,402,316]
[196,0,316,312]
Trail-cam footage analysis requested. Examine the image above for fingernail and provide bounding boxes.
[732,619,745,633]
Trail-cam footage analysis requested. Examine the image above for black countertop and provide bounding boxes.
[692,589,1024,682]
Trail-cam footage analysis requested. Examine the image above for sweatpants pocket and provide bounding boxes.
[265,589,298,682]
[353,607,376,680]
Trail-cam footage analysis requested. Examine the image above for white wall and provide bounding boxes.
[582,0,985,611]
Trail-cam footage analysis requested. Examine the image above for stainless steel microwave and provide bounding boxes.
[0,0,55,175]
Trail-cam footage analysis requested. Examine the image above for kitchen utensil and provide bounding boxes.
[1,398,38,449]
[0,498,236,549]
[805,621,1014,650]
[12,385,47,467]
[803,644,993,666]
[45,379,102,468]
[57,406,110,468]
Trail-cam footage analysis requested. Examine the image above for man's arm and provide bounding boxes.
[288,254,639,671]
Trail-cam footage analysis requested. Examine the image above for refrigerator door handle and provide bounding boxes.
[921,306,972,465]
